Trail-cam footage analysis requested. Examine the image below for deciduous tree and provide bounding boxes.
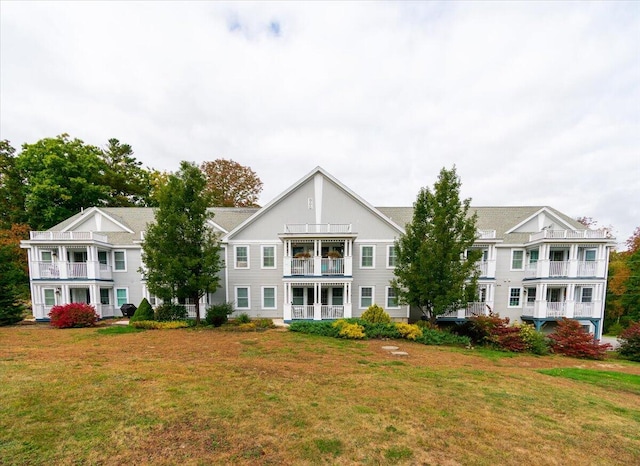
[392,166,481,324]
[101,138,152,206]
[141,162,222,325]
[200,159,263,207]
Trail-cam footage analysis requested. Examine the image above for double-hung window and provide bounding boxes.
[100,288,110,305]
[361,246,374,268]
[235,246,249,268]
[386,287,399,308]
[262,287,276,309]
[116,288,128,307]
[387,245,397,268]
[43,289,56,307]
[360,286,374,308]
[113,251,126,271]
[262,246,276,269]
[236,287,250,309]
[581,288,593,303]
[511,250,524,270]
[508,287,522,307]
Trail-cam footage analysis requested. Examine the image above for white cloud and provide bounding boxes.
[1,1,638,246]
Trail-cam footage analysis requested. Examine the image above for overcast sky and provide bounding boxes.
[1,1,638,247]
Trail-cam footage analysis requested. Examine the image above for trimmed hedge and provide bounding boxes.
[130,298,155,323]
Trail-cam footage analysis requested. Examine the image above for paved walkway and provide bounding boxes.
[599,335,620,349]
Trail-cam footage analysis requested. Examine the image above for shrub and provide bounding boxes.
[618,322,640,362]
[235,312,251,324]
[360,304,391,324]
[395,323,423,341]
[606,322,625,336]
[548,318,612,360]
[130,298,155,323]
[130,320,189,329]
[48,303,99,328]
[459,314,511,345]
[416,328,471,346]
[333,320,365,339]
[155,303,187,321]
[517,323,550,355]
[254,318,275,329]
[360,321,401,339]
[289,320,340,337]
[205,302,234,327]
[489,325,527,352]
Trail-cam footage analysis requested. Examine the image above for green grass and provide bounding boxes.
[538,368,640,395]
[96,325,143,335]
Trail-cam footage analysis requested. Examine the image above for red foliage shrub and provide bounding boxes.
[618,321,640,361]
[548,318,611,360]
[48,303,99,328]
[490,325,528,352]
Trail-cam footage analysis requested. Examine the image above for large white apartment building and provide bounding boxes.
[21,167,615,337]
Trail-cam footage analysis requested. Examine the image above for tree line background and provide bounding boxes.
[0,134,263,324]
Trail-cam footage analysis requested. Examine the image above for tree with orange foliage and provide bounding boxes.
[605,226,640,332]
[200,159,263,207]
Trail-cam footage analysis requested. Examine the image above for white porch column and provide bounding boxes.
[314,283,321,320]
[568,245,578,277]
[565,284,575,318]
[58,246,68,279]
[283,283,292,321]
[344,282,352,318]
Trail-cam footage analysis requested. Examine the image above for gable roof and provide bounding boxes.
[222,166,406,241]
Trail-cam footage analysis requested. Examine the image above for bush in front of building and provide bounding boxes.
[617,321,640,361]
[205,302,234,327]
[129,298,155,323]
[360,304,392,324]
[548,318,612,360]
[130,320,190,329]
[154,303,188,322]
[49,303,99,328]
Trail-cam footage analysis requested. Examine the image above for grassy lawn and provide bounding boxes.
[1,325,639,465]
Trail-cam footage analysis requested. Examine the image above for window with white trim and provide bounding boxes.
[360,286,374,308]
[43,289,56,307]
[581,287,593,303]
[100,288,110,305]
[361,245,375,268]
[262,246,276,269]
[98,251,108,266]
[508,287,522,307]
[511,250,524,270]
[332,288,344,305]
[116,288,128,307]
[387,245,397,268]
[41,251,53,262]
[584,249,597,261]
[526,287,536,304]
[235,246,249,268]
[262,287,276,309]
[113,251,126,271]
[386,287,399,308]
[236,287,250,309]
[528,249,539,264]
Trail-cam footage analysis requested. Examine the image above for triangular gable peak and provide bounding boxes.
[61,207,135,234]
[223,167,405,242]
[505,207,576,234]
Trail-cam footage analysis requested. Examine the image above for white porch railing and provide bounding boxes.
[438,302,491,319]
[284,224,352,234]
[577,261,597,277]
[38,262,60,278]
[67,263,88,278]
[30,231,108,242]
[574,302,594,317]
[549,261,569,277]
[321,258,344,275]
[477,229,496,239]
[291,258,314,275]
[292,305,315,319]
[529,229,610,241]
[546,302,566,318]
[321,305,344,319]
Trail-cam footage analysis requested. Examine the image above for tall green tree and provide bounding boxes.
[15,134,110,230]
[0,140,27,228]
[392,166,481,324]
[141,161,222,324]
[101,138,152,206]
[200,159,263,207]
[0,243,25,325]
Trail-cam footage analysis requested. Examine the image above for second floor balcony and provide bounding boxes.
[524,259,606,279]
[284,256,353,277]
[32,261,113,280]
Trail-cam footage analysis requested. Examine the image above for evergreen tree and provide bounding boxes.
[392,166,481,324]
[141,162,222,324]
[101,138,152,206]
[0,244,24,325]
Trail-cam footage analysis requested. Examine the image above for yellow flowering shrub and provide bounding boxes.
[395,323,423,340]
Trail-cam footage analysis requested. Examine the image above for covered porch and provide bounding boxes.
[283,280,353,321]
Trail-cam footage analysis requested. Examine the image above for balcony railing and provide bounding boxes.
[29,231,108,242]
[438,302,491,319]
[284,224,352,234]
[529,229,610,241]
[321,305,344,319]
[67,263,88,278]
[577,261,597,277]
[525,260,605,279]
[574,302,594,317]
[549,261,569,277]
[32,261,112,280]
[286,257,352,277]
[522,300,600,319]
[292,305,315,319]
[477,229,496,239]
[546,302,566,318]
